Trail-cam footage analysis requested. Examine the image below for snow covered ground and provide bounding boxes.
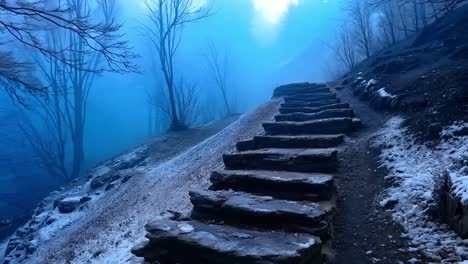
[3,99,280,264]
[375,117,468,262]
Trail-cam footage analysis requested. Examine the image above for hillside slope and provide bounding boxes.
[1,100,280,264]
[334,6,468,262]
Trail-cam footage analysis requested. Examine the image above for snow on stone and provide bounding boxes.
[375,117,468,262]
[366,79,378,88]
[377,88,395,98]
[178,223,194,233]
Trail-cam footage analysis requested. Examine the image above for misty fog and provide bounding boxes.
[1,0,345,223]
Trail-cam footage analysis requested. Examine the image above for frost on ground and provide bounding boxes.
[375,116,468,262]
[16,99,281,264]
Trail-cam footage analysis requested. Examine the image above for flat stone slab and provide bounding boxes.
[263,118,354,135]
[210,170,334,201]
[281,99,340,109]
[279,103,350,114]
[223,148,338,172]
[275,109,354,122]
[284,93,337,103]
[189,189,329,237]
[237,134,345,151]
[274,85,330,98]
[132,219,322,264]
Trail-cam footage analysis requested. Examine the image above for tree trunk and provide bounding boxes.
[71,81,84,181]
[413,0,420,30]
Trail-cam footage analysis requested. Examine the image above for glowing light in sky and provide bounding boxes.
[253,0,301,25]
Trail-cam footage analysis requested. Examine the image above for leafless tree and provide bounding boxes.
[148,77,200,126]
[205,42,234,117]
[347,0,374,58]
[18,0,123,182]
[329,23,358,71]
[0,0,138,105]
[144,0,211,130]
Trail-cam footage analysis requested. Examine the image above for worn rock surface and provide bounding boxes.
[223,148,338,172]
[132,219,322,264]
[275,109,354,122]
[279,103,350,114]
[189,189,329,237]
[263,118,354,135]
[210,170,334,201]
[236,134,345,151]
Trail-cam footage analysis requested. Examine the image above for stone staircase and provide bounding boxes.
[132,83,362,263]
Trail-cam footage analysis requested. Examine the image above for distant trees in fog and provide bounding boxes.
[144,0,211,131]
[0,0,137,105]
[330,0,466,71]
[205,43,237,117]
[16,0,131,183]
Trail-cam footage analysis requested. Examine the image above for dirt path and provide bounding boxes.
[331,83,431,264]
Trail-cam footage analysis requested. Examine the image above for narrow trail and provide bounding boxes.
[332,83,431,263]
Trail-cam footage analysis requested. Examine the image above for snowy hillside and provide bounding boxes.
[1,100,281,264]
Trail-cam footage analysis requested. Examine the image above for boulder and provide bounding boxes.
[57,196,91,214]
[132,219,322,264]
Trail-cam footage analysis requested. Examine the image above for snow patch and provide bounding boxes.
[296,238,316,248]
[375,117,468,261]
[178,223,194,233]
[439,122,468,204]
[366,79,378,88]
[377,88,395,98]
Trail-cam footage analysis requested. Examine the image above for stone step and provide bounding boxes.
[132,219,322,264]
[223,148,338,172]
[263,118,354,135]
[274,83,326,94]
[275,109,353,122]
[274,84,330,97]
[210,170,334,201]
[284,93,337,103]
[281,99,340,109]
[352,118,363,129]
[189,189,330,238]
[237,134,345,151]
[279,103,351,114]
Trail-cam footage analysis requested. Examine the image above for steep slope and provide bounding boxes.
[334,6,468,262]
[0,102,279,264]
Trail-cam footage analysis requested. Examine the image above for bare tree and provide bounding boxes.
[347,0,374,58]
[0,0,138,105]
[205,42,234,117]
[144,0,211,130]
[18,0,123,182]
[148,77,200,128]
[330,23,358,71]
